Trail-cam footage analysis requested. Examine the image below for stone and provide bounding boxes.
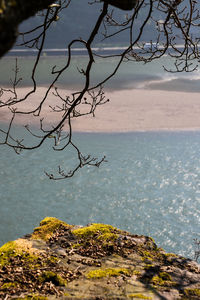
[0,217,199,299]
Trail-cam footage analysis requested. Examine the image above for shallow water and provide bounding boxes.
[0,128,199,260]
[1,54,200,92]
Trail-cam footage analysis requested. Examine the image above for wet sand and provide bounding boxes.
[1,87,200,132]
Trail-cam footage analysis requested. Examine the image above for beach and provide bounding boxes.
[1,86,200,132]
[72,88,200,132]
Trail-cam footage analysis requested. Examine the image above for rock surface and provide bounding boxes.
[0,217,199,299]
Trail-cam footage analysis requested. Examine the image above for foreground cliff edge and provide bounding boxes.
[0,217,199,299]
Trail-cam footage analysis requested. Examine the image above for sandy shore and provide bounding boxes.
[1,86,200,132]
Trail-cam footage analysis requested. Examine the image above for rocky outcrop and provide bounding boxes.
[0,217,199,299]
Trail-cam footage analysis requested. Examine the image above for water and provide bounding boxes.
[0,53,200,261]
[1,53,200,92]
[0,128,199,260]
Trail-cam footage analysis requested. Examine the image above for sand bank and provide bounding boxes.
[1,87,200,132]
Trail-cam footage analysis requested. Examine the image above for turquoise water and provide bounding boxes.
[0,128,200,260]
[1,54,200,92]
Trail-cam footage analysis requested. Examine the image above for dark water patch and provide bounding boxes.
[0,55,180,91]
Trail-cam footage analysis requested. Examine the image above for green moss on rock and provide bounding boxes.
[184,288,200,297]
[0,241,17,266]
[72,223,121,247]
[0,218,199,299]
[38,271,67,286]
[128,294,152,299]
[86,267,130,279]
[1,281,18,290]
[151,272,175,287]
[141,250,154,261]
[0,240,39,267]
[31,217,72,241]
[17,295,48,300]
[97,232,118,242]
[73,223,118,238]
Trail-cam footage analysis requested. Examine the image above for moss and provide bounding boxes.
[16,295,48,300]
[133,270,141,276]
[38,271,67,286]
[128,294,152,299]
[48,255,58,263]
[163,253,178,257]
[0,238,58,272]
[0,241,17,266]
[97,232,118,241]
[184,288,200,297]
[146,238,158,251]
[1,281,18,290]
[144,264,154,268]
[86,267,130,279]
[0,240,39,267]
[151,272,175,287]
[157,272,172,281]
[72,223,118,238]
[72,223,120,247]
[148,237,155,244]
[31,217,72,241]
[139,245,177,265]
[72,242,83,249]
[140,250,154,261]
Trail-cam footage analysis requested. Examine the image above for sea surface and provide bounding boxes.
[0,51,200,261]
[1,49,200,92]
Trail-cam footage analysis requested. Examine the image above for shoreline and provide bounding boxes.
[1,86,200,132]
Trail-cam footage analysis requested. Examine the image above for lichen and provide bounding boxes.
[64,292,70,296]
[31,217,72,241]
[184,288,200,297]
[139,244,178,265]
[1,281,18,290]
[16,295,48,300]
[133,270,141,276]
[151,272,175,287]
[72,242,83,249]
[163,252,178,257]
[144,264,155,271]
[145,238,158,251]
[86,267,130,279]
[141,250,154,260]
[148,237,156,243]
[128,294,152,299]
[38,271,67,286]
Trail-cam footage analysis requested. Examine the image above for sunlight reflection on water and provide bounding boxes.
[0,129,200,260]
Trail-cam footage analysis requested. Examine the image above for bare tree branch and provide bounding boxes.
[0,0,200,179]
